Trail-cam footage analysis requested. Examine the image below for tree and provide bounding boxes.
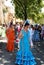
[12,0,42,21]
[37,13,44,24]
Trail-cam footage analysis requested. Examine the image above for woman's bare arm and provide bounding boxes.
[18,32,23,39]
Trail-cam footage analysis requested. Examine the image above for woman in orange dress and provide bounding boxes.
[6,22,15,52]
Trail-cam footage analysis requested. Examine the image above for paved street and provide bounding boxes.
[0,41,44,65]
[32,41,44,65]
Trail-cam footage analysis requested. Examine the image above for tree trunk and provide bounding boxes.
[24,10,27,20]
[24,5,27,20]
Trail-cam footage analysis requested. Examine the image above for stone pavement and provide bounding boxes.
[0,43,16,65]
[33,40,44,65]
[0,41,44,65]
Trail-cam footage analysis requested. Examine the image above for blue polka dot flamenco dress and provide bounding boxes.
[15,30,36,65]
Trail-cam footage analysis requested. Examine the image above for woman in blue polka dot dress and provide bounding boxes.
[15,22,36,65]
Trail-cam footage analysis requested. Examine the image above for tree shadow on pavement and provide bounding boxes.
[32,40,44,65]
[0,43,17,65]
[0,41,44,65]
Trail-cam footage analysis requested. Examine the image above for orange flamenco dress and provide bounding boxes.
[6,28,15,52]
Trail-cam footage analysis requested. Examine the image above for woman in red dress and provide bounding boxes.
[6,22,15,52]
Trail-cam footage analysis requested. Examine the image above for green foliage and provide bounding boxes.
[12,0,43,21]
[37,14,44,24]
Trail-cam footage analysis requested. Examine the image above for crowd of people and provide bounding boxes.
[0,21,44,42]
[30,24,44,41]
[0,20,44,65]
[13,22,44,42]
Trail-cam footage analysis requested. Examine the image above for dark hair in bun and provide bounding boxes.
[24,22,29,27]
[9,22,13,27]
